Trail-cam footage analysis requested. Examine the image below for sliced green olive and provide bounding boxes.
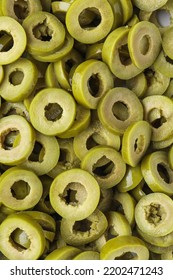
[85,43,103,60]
[0,167,43,210]
[45,63,60,88]
[97,87,143,135]
[121,120,152,167]
[29,87,76,136]
[154,51,173,78]
[50,168,100,220]
[0,57,38,102]
[161,250,173,260]
[119,0,133,25]
[73,251,100,260]
[66,0,114,44]
[135,192,173,237]
[142,95,173,141]
[141,151,173,195]
[60,209,108,246]
[107,0,123,29]
[106,211,132,238]
[72,59,114,109]
[0,115,35,165]
[52,1,70,23]
[45,246,81,260]
[0,16,26,65]
[130,179,152,201]
[81,145,126,189]
[0,213,46,260]
[98,188,113,213]
[0,101,30,121]
[117,165,143,192]
[126,72,147,98]
[100,236,149,260]
[102,26,142,80]
[132,0,168,12]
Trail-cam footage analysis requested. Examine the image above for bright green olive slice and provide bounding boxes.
[0,167,43,211]
[117,165,143,192]
[50,168,100,221]
[22,11,65,56]
[119,0,133,25]
[121,120,152,167]
[72,59,114,109]
[128,21,161,70]
[45,246,81,260]
[142,95,173,141]
[135,192,173,237]
[52,1,70,23]
[73,251,100,260]
[106,211,132,237]
[29,87,76,136]
[0,16,26,65]
[98,188,113,213]
[60,209,108,246]
[45,63,60,88]
[107,0,123,29]
[130,179,152,201]
[81,145,126,189]
[132,0,168,12]
[141,151,173,195]
[100,236,149,260]
[0,115,35,165]
[97,87,143,135]
[66,0,114,44]
[145,241,173,255]
[102,27,142,80]
[162,27,173,59]
[0,213,46,260]
[0,57,39,102]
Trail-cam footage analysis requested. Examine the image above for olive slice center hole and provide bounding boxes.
[115,251,137,260]
[9,69,24,85]
[148,108,166,128]
[88,73,102,98]
[0,31,14,52]
[92,156,114,177]
[157,163,170,184]
[73,219,92,233]
[119,44,132,66]
[11,180,30,200]
[144,203,163,226]
[134,135,145,154]
[139,35,151,55]
[28,141,44,162]
[10,228,31,251]
[59,148,68,163]
[60,182,87,206]
[14,0,29,20]
[78,7,101,29]
[1,129,20,150]
[33,18,53,41]
[112,101,129,121]
[44,103,63,122]
[156,9,171,27]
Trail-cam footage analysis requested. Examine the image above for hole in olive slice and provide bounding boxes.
[59,148,68,163]
[151,116,166,128]
[28,141,44,162]
[9,69,24,85]
[118,44,132,66]
[60,182,87,206]
[73,219,92,233]
[157,163,171,184]
[65,59,76,73]
[92,156,114,177]
[139,35,151,55]
[144,203,163,226]
[33,18,53,41]
[88,73,102,98]
[44,103,63,122]
[165,55,173,64]
[134,135,145,154]
[10,228,31,251]
[11,180,30,200]
[112,200,125,214]
[78,7,101,29]
[112,101,129,121]
[14,0,29,20]
[0,31,14,52]
[142,182,152,195]
[1,129,20,150]
[156,9,171,27]
[115,251,137,260]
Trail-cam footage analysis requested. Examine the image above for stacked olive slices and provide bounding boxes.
[0,0,173,260]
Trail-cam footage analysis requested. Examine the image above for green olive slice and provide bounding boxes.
[100,236,149,260]
[121,120,152,167]
[130,179,152,201]
[132,0,168,12]
[72,59,114,109]
[0,213,46,260]
[85,43,103,60]
[45,62,60,88]
[117,165,143,192]
[0,101,30,121]
[107,0,123,29]
[97,87,143,135]
[45,246,81,260]
[50,168,100,220]
[106,211,132,237]
[29,87,76,136]
[66,0,114,44]
[135,192,173,237]
[73,250,100,260]
[119,0,133,24]
[81,145,126,189]
[0,57,39,102]
[52,1,70,23]
[142,95,173,141]
[154,51,173,78]
[0,167,43,210]
[162,27,173,59]
[126,72,147,98]
[141,151,173,195]
[102,26,142,80]
[0,115,35,165]
[0,16,26,65]
[60,209,108,246]
[128,21,161,69]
